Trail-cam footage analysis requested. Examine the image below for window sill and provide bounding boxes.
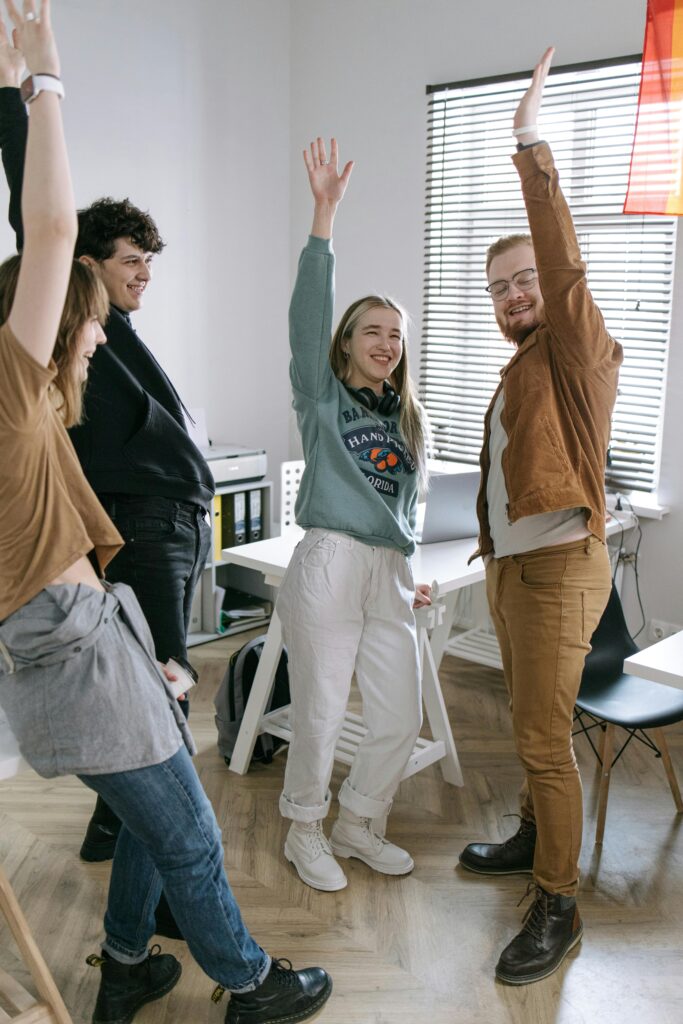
[605,490,670,520]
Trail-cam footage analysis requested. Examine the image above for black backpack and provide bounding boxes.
[214,635,290,766]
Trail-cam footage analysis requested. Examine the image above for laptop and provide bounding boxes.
[415,467,481,544]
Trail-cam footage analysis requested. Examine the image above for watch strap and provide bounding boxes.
[20,74,65,105]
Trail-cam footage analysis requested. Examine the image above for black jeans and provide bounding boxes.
[99,494,212,688]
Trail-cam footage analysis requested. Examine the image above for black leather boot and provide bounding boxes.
[87,946,181,1024]
[459,817,536,875]
[495,884,583,984]
[80,797,122,862]
[224,957,332,1024]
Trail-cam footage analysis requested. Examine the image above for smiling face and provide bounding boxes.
[92,237,154,312]
[343,305,404,392]
[488,243,544,346]
[73,315,107,382]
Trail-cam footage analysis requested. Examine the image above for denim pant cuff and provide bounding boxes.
[102,939,149,965]
[338,778,391,818]
[279,789,331,823]
[229,953,272,994]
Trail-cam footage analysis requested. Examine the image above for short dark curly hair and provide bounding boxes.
[75,197,166,262]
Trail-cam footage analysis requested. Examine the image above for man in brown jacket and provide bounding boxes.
[459,49,623,985]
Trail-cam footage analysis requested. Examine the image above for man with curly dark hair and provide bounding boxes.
[0,77,215,945]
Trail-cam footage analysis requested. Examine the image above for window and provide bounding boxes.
[421,57,676,493]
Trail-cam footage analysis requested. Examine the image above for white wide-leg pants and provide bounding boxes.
[276,529,422,823]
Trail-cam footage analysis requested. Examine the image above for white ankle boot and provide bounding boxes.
[284,821,348,892]
[330,811,414,875]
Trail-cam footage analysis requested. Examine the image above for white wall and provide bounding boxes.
[0,0,292,492]
[288,0,683,632]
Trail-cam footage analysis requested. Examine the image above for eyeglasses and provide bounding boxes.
[485,268,537,301]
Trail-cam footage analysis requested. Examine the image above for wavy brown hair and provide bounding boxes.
[485,233,533,276]
[0,255,109,427]
[329,295,429,488]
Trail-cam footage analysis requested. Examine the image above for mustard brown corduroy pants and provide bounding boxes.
[485,537,612,896]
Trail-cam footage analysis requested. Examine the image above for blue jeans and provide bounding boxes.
[79,746,270,992]
[98,495,211,681]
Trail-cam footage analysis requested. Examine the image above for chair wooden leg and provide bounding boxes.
[595,722,615,846]
[0,864,73,1024]
[651,727,683,813]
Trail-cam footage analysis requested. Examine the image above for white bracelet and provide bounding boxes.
[512,125,538,137]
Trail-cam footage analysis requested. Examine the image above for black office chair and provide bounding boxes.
[573,584,683,845]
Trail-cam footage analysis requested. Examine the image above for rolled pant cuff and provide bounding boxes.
[279,790,331,823]
[338,778,391,818]
[229,953,272,994]
[102,940,149,965]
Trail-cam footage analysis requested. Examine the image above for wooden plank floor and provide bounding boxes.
[1,630,682,1024]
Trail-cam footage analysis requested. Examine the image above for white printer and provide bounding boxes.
[201,443,267,487]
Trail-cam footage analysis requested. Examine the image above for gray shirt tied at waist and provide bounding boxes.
[0,581,194,778]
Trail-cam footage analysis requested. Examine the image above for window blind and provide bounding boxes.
[422,58,676,493]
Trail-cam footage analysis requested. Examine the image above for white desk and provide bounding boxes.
[222,529,485,785]
[221,514,636,785]
[624,630,683,691]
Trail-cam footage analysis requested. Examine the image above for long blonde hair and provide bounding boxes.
[329,295,429,489]
[0,255,109,427]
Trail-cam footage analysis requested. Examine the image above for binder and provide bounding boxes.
[212,495,223,562]
[247,488,262,542]
[233,491,247,545]
[221,491,246,547]
[221,493,236,549]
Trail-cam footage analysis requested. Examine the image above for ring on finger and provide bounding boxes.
[25,11,37,21]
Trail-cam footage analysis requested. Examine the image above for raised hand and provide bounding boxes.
[5,0,59,79]
[513,46,554,145]
[304,137,354,205]
[0,16,25,87]
[304,137,353,238]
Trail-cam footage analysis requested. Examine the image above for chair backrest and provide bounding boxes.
[581,583,639,688]
[280,460,305,535]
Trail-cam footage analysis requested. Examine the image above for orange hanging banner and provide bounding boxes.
[624,0,683,214]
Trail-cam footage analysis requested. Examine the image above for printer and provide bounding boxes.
[201,443,267,487]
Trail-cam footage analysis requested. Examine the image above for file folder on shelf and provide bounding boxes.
[247,488,262,542]
[233,491,246,545]
[212,495,223,562]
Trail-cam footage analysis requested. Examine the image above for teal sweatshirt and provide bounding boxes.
[289,235,418,556]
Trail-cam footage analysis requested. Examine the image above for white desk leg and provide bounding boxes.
[228,611,284,775]
[416,600,464,787]
[428,589,459,668]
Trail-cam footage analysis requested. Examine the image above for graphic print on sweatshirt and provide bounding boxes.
[341,407,416,499]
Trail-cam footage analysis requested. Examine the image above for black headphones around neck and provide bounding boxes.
[345,380,401,416]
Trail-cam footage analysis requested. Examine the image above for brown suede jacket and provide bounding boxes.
[472,143,623,562]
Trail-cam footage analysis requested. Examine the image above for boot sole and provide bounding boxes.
[330,842,414,876]
[226,974,333,1024]
[458,856,533,876]
[93,961,182,1024]
[495,925,584,985]
[284,844,348,892]
[80,842,117,863]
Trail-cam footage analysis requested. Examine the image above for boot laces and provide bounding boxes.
[359,817,387,853]
[517,882,549,943]
[302,821,332,857]
[270,958,299,990]
[500,813,535,850]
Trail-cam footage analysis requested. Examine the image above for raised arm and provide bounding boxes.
[289,138,353,400]
[512,47,612,366]
[304,137,353,239]
[5,0,76,367]
[0,14,27,250]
